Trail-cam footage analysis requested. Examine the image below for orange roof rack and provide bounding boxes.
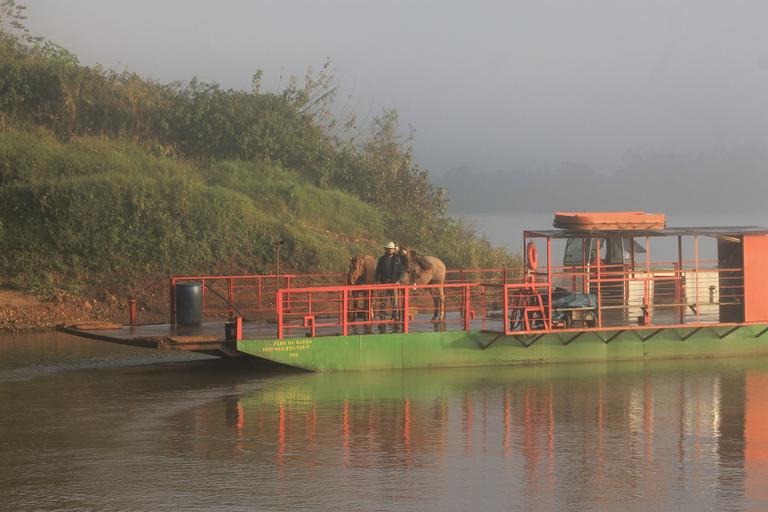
[553,211,666,230]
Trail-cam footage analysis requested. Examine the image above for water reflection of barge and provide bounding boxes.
[174,361,768,510]
[61,212,768,371]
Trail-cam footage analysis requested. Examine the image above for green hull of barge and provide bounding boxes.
[237,325,768,372]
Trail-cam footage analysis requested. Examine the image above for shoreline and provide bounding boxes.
[0,288,166,335]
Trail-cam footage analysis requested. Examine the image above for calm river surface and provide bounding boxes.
[2,333,768,511]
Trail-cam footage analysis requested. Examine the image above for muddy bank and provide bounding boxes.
[0,286,168,334]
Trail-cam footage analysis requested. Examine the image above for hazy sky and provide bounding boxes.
[25,0,768,176]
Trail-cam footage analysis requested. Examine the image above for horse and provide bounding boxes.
[399,248,447,321]
[348,255,377,324]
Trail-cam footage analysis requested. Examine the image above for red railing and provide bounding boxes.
[169,260,746,338]
[503,283,552,335]
[445,268,522,284]
[546,261,744,328]
[276,283,486,339]
[169,273,347,323]
[168,268,520,324]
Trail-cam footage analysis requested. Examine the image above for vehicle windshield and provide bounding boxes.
[563,237,644,267]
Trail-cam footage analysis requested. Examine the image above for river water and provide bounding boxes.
[2,332,768,511]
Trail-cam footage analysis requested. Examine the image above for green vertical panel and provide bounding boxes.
[306,335,363,371]
[356,333,404,370]
[401,331,484,368]
[603,334,647,360]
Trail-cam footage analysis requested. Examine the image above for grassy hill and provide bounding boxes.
[0,129,381,289]
[0,128,515,297]
[0,11,517,310]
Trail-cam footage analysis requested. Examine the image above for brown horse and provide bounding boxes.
[399,248,447,321]
[348,255,376,323]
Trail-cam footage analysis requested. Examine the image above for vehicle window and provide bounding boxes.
[605,238,623,264]
[563,238,586,266]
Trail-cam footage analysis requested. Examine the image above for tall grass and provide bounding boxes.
[0,130,391,290]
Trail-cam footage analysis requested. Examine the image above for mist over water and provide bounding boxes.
[459,211,768,252]
[25,1,768,178]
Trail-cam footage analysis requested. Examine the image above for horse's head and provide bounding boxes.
[398,247,418,284]
[348,256,364,284]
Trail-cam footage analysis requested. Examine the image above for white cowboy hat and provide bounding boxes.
[384,242,396,249]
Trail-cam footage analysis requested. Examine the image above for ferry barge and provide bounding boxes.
[61,212,768,371]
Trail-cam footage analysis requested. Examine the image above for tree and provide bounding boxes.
[0,0,28,40]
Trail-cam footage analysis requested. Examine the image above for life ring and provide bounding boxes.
[526,241,538,272]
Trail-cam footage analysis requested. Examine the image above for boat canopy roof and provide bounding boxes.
[525,226,768,239]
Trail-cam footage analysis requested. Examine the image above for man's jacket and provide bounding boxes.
[375,254,404,283]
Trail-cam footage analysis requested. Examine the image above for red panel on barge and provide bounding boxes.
[743,234,768,322]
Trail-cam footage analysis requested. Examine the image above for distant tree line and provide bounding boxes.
[439,145,768,215]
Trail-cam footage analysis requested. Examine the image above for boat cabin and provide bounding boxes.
[520,212,768,332]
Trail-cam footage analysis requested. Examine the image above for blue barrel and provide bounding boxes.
[175,282,202,325]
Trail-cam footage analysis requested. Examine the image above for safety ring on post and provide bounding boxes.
[526,241,538,272]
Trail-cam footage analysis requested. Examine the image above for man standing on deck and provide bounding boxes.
[375,242,404,331]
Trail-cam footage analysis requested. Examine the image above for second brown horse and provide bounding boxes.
[399,248,447,321]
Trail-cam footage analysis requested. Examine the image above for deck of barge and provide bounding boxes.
[57,321,244,356]
[57,311,484,357]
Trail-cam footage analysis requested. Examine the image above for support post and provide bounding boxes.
[547,237,552,330]
[169,278,176,325]
[464,285,471,331]
[582,239,588,294]
[128,297,137,327]
[403,287,410,334]
[503,285,510,335]
[646,237,652,325]
[227,278,235,319]
[342,289,349,337]
[235,316,243,341]
[677,235,684,324]
[201,278,206,321]
[596,239,602,328]
[694,236,700,323]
